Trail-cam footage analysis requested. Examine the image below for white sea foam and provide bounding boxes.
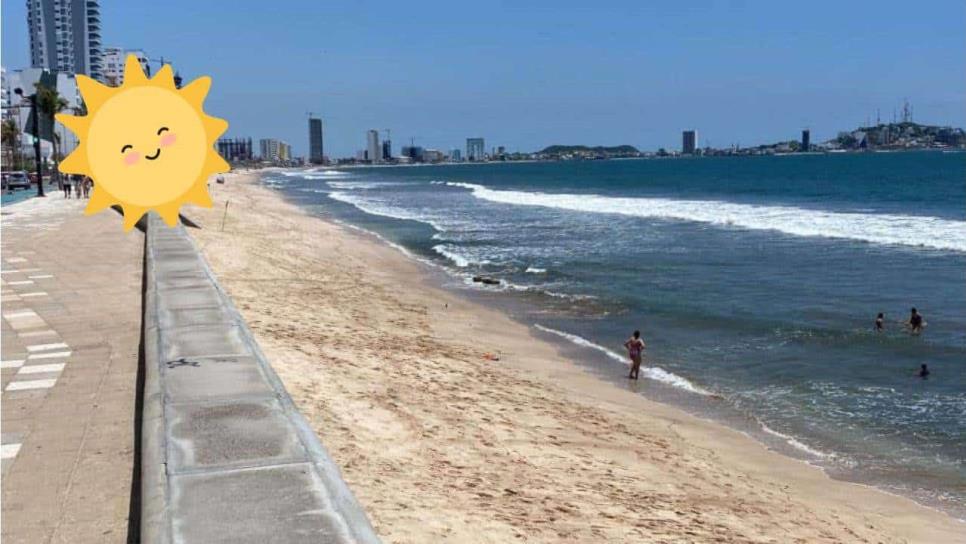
[533,324,709,395]
[443,182,966,252]
[525,266,547,274]
[327,181,400,190]
[282,169,349,179]
[327,192,449,231]
[433,244,472,267]
[760,423,832,459]
[334,220,421,261]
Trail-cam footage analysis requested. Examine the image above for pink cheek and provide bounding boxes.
[159,133,177,147]
[124,152,141,166]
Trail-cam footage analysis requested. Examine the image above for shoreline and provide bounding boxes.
[315,215,962,520]
[187,170,965,543]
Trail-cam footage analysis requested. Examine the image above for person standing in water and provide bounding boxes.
[918,364,930,378]
[907,308,924,335]
[874,312,884,332]
[624,330,645,380]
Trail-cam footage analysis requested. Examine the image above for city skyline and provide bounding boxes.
[3,1,965,158]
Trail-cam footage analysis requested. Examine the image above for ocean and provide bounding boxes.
[262,151,966,517]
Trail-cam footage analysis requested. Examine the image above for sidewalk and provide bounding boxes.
[1,192,143,543]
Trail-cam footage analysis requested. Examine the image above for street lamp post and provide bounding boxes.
[13,88,45,197]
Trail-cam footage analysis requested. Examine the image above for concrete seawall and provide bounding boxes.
[141,213,381,543]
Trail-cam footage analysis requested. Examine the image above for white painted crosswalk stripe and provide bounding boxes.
[28,274,54,279]
[20,292,48,298]
[18,330,57,338]
[3,310,37,319]
[7,280,34,286]
[1,360,26,369]
[18,363,66,375]
[26,342,69,353]
[5,378,57,391]
[1,443,22,459]
[27,351,71,360]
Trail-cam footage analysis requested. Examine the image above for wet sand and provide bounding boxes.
[186,171,965,543]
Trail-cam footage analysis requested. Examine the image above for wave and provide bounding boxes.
[327,191,450,231]
[433,244,473,267]
[533,324,709,395]
[282,169,350,178]
[327,181,402,190]
[525,266,547,274]
[333,220,422,262]
[760,423,832,459]
[442,182,966,252]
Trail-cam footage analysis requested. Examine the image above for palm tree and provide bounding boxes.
[35,83,69,181]
[1,118,20,170]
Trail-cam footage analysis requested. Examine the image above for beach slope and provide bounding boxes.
[185,172,964,543]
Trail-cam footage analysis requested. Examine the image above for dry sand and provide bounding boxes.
[187,171,965,543]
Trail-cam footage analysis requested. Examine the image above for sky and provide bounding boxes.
[3,0,964,158]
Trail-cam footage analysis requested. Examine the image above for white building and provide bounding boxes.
[366,130,381,164]
[1,67,10,113]
[27,0,103,81]
[4,68,82,160]
[259,138,291,163]
[101,47,148,86]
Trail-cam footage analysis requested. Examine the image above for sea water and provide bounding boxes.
[265,152,966,517]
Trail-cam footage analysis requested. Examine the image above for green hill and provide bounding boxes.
[538,144,640,155]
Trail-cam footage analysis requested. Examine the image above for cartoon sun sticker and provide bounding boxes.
[57,55,229,231]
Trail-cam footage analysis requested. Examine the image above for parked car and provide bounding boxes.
[6,171,31,190]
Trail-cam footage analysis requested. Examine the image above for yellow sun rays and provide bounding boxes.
[56,54,229,231]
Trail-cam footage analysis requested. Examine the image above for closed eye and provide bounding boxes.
[121,144,133,153]
[157,126,169,135]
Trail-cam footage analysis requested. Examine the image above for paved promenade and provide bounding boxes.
[1,193,143,543]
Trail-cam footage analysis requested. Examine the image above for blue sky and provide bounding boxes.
[3,1,964,157]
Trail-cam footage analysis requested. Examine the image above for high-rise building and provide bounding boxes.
[1,68,10,113]
[682,130,697,155]
[367,129,381,164]
[5,68,82,154]
[279,141,291,161]
[424,149,445,163]
[27,0,103,81]
[217,137,253,162]
[450,149,461,162]
[308,117,324,164]
[801,129,810,152]
[466,137,485,161]
[382,140,392,161]
[259,138,281,162]
[401,145,424,162]
[101,47,148,86]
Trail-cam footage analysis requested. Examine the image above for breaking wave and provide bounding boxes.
[442,182,966,252]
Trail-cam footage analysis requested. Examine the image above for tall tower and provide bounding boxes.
[367,130,381,164]
[466,137,485,161]
[801,129,810,152]
[308,117,324,164]
[682,130,697,155]
[27,0,103,80]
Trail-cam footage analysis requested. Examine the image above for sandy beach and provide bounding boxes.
[185,171,965,543]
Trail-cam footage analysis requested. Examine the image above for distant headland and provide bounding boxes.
[526,122,965,161]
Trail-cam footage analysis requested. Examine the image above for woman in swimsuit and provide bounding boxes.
[624,330,645,380]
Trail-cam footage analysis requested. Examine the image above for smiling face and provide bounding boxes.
[56,55,229,231]
[86,86,206,207]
